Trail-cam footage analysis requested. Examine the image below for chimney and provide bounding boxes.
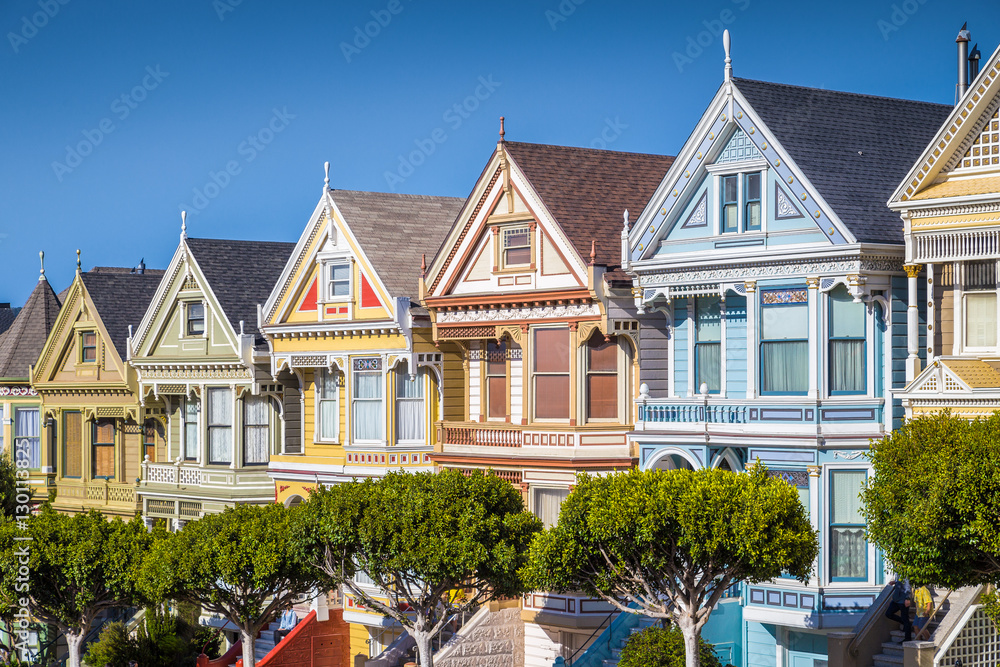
[0,303,9,309]
[137,258,145,275]
[969,43,982,82]
[956,23,971,103]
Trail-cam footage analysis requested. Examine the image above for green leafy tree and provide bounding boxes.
[0,508,159,667]
[140,503,317,667]
[83,605,222,667]
[291,469,542,667]
[0,454,31,519]
[525,465,817,667]
[863,411,1000,618]
[619,625,724,667]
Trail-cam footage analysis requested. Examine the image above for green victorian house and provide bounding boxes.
[130,227,294,529]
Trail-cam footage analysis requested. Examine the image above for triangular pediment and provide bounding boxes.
[904,360,973,394]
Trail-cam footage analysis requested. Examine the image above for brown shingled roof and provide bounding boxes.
[0,278,62,379]
[502,142,674,273]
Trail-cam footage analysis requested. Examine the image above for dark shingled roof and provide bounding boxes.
[0,306,19,336]
[185,238,296,341]
[331,190,465,298]
[81,268,166,362]
[503,142,674,278]
[0,279,61,379]
[733,78,952,244]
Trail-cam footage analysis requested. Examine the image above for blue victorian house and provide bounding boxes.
[620,37,950,667]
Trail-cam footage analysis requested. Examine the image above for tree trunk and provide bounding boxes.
[677,618,700,667]
[413,629,434,667]
[241,628,257,667]
[65,632,83,667]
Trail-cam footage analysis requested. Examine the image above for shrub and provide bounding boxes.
[619,625,724,667]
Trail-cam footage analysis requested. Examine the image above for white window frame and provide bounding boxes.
[530,325,572,423]
[242,394,271,465]
[182,396,200,462]
[500,225,532,269]
[530,485,570,530]
[322,259,352,303]
[206,387,233,466]
[824,464,875,587]
[314,367,340,444]
[582,335,628,424]
[185,301,207,338]
[395,362,426,445]
[707,161,769,236]
[351,358,385,444]
[960,290,999,354]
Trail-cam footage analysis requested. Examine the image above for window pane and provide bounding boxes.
[830,287,865,338]
[243,396,269,464]
[354,372,382,399]
[535,375,569,419]
[208,388,232,464]
[723,175,738,202]
[696,298,722,342]
[534,329,569,372]
[761,341,808,393]
[762,302,808,340]
[831,471,865,524]
[331,264,350,282]
[966,293,997,347]
[321,369,338,398]
[487,376,507,419]
[396,364,423,399]
[587,337,617,372]
[587,374,617,420]
[745,172,761,200]
[534,488,569,529]
[184,398,199,460]
[486,342,506,376]
[320,399,338,440]
[745,202,761,231]
[504,229,530,248]
[697,342,721,392]
[723,204,738,233]
[353,400,383,440]
[94,419,115,444]
[831,527,867,579]
[64,412,82,477]
[94,445,114,479]
[966,260,996,290]
[505,247,531,265]
[15,408,40,469]
[830,340,865,393]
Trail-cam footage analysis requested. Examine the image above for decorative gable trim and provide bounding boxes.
[263,202,327,324]
[681,192,708,228]
[716,128,762,164]
[952,108,1000,173]
[904,360,972,394]
[774,182,805,219]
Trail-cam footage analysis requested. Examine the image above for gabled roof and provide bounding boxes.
[0,279,62,379]
[185,238,296,340]
[503,142,674,271]
[330,190,464,298]
[733,78,951,244]
[80,268,165,361]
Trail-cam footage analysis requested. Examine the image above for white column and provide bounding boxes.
[807,278,820,398]
[745,281,758,399]
[905,265,921,381]
[808,465,821,585]
[926,264,935,359]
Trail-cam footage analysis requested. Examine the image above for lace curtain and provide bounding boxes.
[353,372,383,441]
[207,388,232,464]
[243,395,269,464]
[396,363,424,442]
[14,408,39,469]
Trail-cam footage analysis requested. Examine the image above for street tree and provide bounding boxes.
[140,503,317,667]
[525,465,817,667]
[291,469,542,667]
[863,411,1000,616]
[0,507,159,667]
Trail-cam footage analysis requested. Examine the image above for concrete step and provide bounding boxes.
[873,653,903,667]
[880,642,903,656]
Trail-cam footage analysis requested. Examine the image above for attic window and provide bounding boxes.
[502,226,531,267]
[187,303,205,336]
[81,332,97,363]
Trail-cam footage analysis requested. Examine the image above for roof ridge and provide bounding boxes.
[733,77,952,109]
[186,237,296,246]
[504,140,673,160]
[331,189,465,201]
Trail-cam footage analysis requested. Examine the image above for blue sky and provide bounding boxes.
[2,0,999,305]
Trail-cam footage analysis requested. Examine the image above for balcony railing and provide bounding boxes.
[55,480,136,508]
[640,403,750,424]
[439,424,523,447]
[913,229,1000,263]
[636,397,884,427]
[141,461,203,486]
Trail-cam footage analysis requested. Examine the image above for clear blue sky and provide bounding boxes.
[2,0,999,305]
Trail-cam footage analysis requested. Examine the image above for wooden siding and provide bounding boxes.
[725,295,748,398]
[673,299,690,397]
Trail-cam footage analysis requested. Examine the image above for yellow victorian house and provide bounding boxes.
[259,170,463,658]
[0,256,62,500]
[32,261,164,517]
[891,40,1000,418]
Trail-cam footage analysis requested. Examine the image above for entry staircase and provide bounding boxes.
[549,610,657,667]
[364,605,484,667]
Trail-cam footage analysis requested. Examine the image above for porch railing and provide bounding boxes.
[142,461,203,486]
[439,424,523,447]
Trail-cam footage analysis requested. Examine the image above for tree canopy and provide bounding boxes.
[524,465,817,667]
[863,411,1000,592]
[139,503,316,667]
[291,469,542,667]
[0,507,159,667]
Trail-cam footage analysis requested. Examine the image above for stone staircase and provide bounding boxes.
[601,616,659,667]
[434,606,524,667]
[870,590,950,667]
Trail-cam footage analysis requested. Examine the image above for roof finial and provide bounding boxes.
[181,210,187,240]
[324,161,331,190]
[421,253,427,278]
[623,209,630,231]
[76,249,81,273]
[723,29,732,81]
[39,251,46,281]
[499,116,505,142]
[589,240,596,265]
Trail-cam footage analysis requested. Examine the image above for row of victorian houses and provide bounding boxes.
[3,28,1000,667]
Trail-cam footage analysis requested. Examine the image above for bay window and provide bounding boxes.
[695,298,722,393]
[63,411,82,477]
[533,328,569,420]
[760,289,808,394]
[14,407,40,470]
[352,358,383,441]
[830,470,867,581]
[317,368,339,441]
[243,395,269,465]
[486,341,507,420]
[586,334,618,420]
[207,387,232,465]
[183,397,199,461]
[395,362,425,442]
[92,418,115,479]
[829,286,866,394]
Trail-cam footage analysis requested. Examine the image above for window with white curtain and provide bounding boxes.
[14,407,40,470]
[695,297,722,393]
[966,293,997,348]
[183,397,199,461]
[317,369,339,441]
[395,361,425,443]
[830,470,867,581]
[352,359,383,442]
[829,286,866,394]
[760,289,809,394]
[243,395,269,465]
[207,388,232,464]
[533,487,570,529]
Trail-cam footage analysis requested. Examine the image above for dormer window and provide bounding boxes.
[720,171,763,233]
[328,263,350,299]
[502,226,531,267]
[187,302,205,336]
[81,332,97,363]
